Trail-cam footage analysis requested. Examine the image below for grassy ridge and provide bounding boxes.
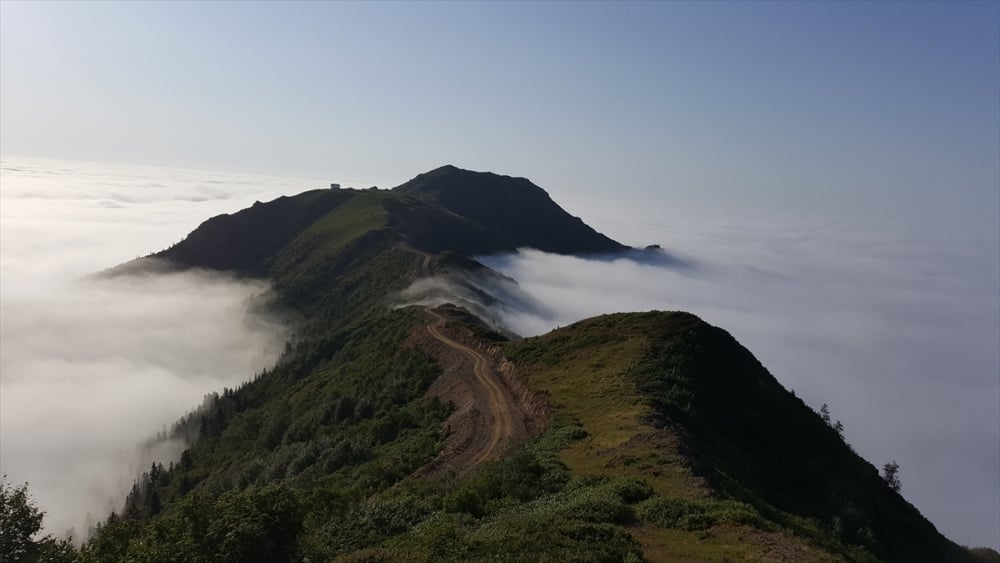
[504,312,980,563]
[75,172,992,562]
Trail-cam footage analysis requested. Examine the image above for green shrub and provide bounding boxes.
[638,495,767,531]
[605,477,654,503]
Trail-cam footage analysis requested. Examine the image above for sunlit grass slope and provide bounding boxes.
[503,312,979,563]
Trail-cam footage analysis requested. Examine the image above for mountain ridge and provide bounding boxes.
[71,166,995,562]
[149,165,627,281]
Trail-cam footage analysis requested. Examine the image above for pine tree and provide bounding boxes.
[882,461,902,492]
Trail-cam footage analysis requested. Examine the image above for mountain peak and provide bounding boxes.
[425,163,464,175]
[401,164,530,190]
[394,166,627,255]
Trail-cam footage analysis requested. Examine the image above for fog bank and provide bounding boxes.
[1,271,287,537]
[0,157,303,537]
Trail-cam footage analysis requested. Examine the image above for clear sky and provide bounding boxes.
[2,1,998,232]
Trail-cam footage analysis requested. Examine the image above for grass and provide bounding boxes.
[503,312,856,562]
[327,423,647,562]
[633,525,843,563]
[270,191,392,291]
[505,320,704,499]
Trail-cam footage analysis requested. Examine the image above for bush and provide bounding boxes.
[638,495,767,531]
[605,477,654,503]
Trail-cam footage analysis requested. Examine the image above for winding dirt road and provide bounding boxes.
[425,312,515,464]
[396,244,543,478]
[411,309,533,478]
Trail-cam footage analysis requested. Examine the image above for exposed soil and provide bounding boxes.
[409,308,548,480]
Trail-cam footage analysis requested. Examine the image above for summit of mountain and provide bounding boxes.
[393,165,627,255]
[150,165,626,280]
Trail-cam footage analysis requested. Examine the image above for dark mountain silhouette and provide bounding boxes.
[153,165,626,279]
[394,165,627,255]
[156,189,355,274]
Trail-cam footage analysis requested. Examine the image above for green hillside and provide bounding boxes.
[21,167,992,563]
[503,312,979,562]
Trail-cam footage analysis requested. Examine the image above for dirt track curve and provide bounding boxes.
[396,244,545,479]
[425,313,515,464]
[410,308,541,479]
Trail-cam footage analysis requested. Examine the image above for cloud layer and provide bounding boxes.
[1,157,995,550]
[0,271,287,537]
[478,197,999,549]
[0,157,306,538]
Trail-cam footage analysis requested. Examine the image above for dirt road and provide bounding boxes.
[426,313,514,464]
[411,309,534,478]
[395,243,544,478]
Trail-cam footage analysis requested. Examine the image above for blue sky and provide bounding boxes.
[2,1,998,230]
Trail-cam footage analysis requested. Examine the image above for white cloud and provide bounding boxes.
[1,270,288,538]
[0,157,297,538]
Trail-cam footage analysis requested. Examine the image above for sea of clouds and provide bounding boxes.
[0,157,328,538]
[478,194,1000,550]
[1,157,996,550]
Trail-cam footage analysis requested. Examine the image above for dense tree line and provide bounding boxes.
[75,308,447,559]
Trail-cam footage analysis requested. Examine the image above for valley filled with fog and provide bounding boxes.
[0,158,315,538]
